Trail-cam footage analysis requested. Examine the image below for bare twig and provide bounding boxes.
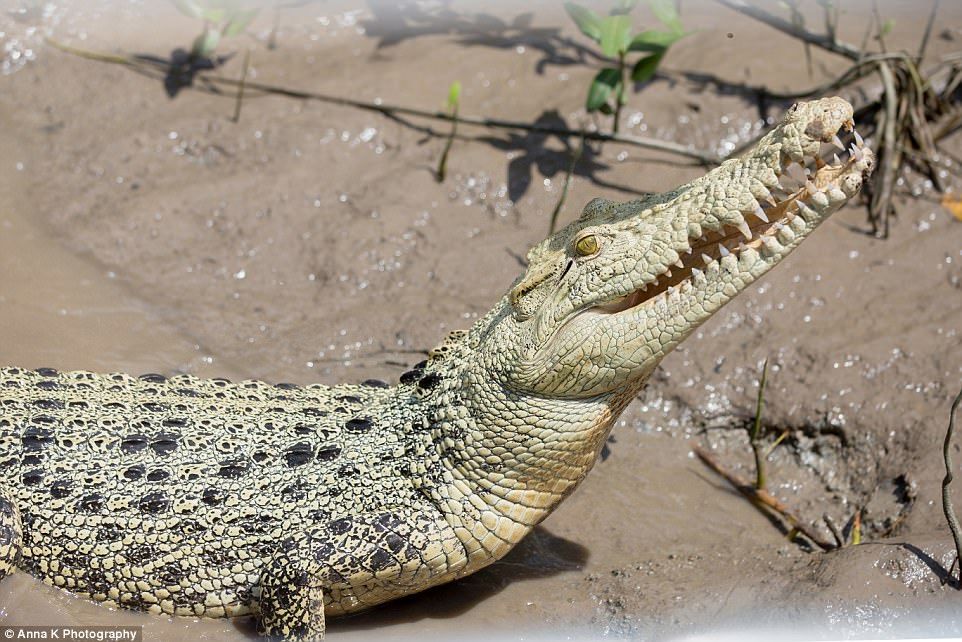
[549,131,586,234]
[693,445,835,551]
[942,386,962,588]
[437,101,458,183]
[45,38,720,165]
[870,60,899,237]
[918,0,941,63]
[852,509,862,545]
[713,0,861,61]
[231,49,251,123]
[823,513,845,548]
[749,358,769,490]
[871,0,888,54]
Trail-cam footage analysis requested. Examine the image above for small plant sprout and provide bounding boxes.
[749,357,770,491]
[565,0,686,133]
[436,80,461,183]
[172,0,260,61]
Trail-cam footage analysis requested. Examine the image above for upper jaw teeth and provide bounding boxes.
[611,118,869,313]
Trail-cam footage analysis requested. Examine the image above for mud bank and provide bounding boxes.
[1,1,961,639]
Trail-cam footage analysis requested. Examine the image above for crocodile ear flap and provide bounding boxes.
[579,197,615,222]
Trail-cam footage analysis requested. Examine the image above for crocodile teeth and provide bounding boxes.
[675,259,685,268]
[718,243,730,257]
[832,134,845,150]
[797,200,817,221]
[753,204,769,223]
[702,253,713,265]
[854,130,864,148]
[787,163,807,182]
[691,267,704,281]
[664,269,672,278]
[758,187,776,206]
[736,220,753,240]
[805,180,817,196]
[850,144,864,162]
[833,153,842,166]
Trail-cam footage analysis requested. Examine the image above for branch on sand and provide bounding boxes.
[43,38,721,165]
[693,445,836,552]
[715,0,961,238]
[942,387,962,588]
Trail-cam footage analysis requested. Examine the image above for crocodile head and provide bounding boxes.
[483,97,874,400]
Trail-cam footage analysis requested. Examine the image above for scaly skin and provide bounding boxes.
[0,97,874,640]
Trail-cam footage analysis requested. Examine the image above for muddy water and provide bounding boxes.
[2,0,962,640]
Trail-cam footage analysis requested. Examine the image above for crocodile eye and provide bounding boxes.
[574,234,599,257]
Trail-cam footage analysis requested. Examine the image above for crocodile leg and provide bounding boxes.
[0,487,22,580]
[257,505,467,641]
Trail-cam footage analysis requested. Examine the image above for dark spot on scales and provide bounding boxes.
[345,417,373,433]
[275,382,299,390]
[330,518,352,535]
[138,492,170,514]
[369,548,394,571]
[147,469,170,482]
[35,380,59,391]
[218,461,248,479]
[150,433,180,455]
[139,373,167,383]
[22,470,43,486]
[120,434,149,454]
[337,464,359,477]
[79,494,104,512]
[335,395,362,404]
[202,488,225,506]
[35,367,58,377]
[316,445,341,462]
[418,373,441,390]
[31,399,63,410]
[361,379,389,388]
[22,427,54,451]
[49,479,73,499]
[285,443,313,468]
[124,465,145,481]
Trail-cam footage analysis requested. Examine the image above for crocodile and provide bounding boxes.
[0,97,873,640]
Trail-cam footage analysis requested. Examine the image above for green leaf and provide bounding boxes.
[447,80,462,110]
[171,0,203,19]
[880,18,894,37]
[564,2,603,43]
[610,0,639,15]
[223,7,259,36]
[631,51,664,83]
[200,7,227,23]
[587,68,621,111]
[191,26,221,58]
[647,0,682,33]
[628,30,680,52]
[599,14,632,57]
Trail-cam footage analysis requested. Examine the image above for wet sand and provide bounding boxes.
[2,0,962,639]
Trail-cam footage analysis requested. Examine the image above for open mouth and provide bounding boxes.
[596,121,872,316]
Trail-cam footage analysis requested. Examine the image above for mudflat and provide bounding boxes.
[1,1,961,639]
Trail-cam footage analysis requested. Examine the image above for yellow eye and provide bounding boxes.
[575,234,599,257]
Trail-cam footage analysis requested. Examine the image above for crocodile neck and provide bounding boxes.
[412,301,641,569]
